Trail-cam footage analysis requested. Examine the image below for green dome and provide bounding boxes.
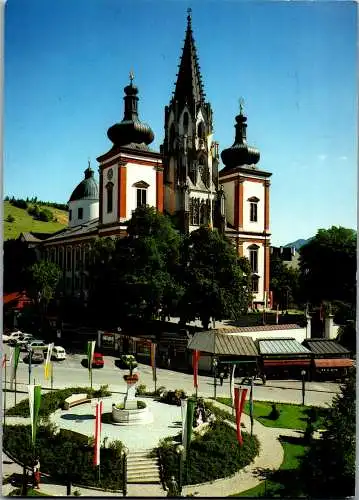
[69,166,99,202]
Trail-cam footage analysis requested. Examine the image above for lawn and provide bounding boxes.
[231,435,309,497]
[4,202,67,240]
[217,398,327,431]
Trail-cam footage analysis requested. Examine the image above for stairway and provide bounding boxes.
[126,449,161,484]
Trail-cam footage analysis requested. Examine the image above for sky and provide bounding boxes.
[4,0,357,246]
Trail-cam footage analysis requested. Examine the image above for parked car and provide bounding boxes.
[16,334,34,350]
[26,340,47,352]
[3,329,22,343]
[92,352,104,368]
[51,346,66,361]
[23,350,44,364]
[5,331,23,345]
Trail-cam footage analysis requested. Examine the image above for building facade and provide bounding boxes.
[21,10,272,308]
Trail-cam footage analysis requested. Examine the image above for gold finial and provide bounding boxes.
[87,158,91,169]
[239,97,245,115]
[129,70,134,83]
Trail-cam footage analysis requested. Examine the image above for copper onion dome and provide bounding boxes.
[221,102,260,169]
[107,73,154,148]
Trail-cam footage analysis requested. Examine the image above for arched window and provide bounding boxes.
[106,182,114,213]
[248,197,259,222]
[169,123,176,149]
[59,247,64,269]
[200,200,206,225]
[248,244,259,273]
[133,181,149,208]
[66,247,72,272]
[183,112,189,134]
[197,121,205,139]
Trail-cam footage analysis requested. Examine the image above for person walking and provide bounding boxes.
[33,458,40,489]
[219,370,225,386]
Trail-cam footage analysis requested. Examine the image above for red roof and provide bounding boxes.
[3,291,31,310]
[314,358,353,369]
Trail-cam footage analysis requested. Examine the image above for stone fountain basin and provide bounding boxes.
[112,400,153,425]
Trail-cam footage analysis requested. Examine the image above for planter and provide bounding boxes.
[112,400,153,425]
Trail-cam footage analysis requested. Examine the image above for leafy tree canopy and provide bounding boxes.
[30,260,62,308]
[299,226,356,305]
[270,256,300,310]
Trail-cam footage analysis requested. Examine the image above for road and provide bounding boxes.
[2,345,340,408]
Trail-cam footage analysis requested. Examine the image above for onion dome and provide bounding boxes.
[107,73,154,149]
[69,162,99,202]
[221,102,260,169]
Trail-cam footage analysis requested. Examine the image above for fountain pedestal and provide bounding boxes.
[111,373,153,425]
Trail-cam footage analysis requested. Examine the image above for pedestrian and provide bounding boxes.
[219,370,225,386]
[33,457,40,489]
[167,355,171,368]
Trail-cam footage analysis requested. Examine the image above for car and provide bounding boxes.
[92,352,104,368]
[5,331,22,345]
[118,354,138,370]
[26,340,47,351]
[23,350,44,364]
[16,334,34,350]
[51,346,66,361]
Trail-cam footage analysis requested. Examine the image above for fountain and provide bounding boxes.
[112,369,153,425]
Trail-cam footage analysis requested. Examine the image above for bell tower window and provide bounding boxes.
[249,244,259,273]
[248,196,259,222]
[78,207,83,220]
[133,180,149,208]
[252,274,259,293]
[183,112,189,134]
[197,121,205,139]
[106,182,114,213]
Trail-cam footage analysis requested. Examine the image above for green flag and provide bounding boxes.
[10,346,20,390]
[28,385,42,445]
[186,398,196,453]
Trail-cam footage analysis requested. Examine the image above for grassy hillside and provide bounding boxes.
[4,201,68,240]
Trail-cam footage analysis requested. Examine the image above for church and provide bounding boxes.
[21,10,272,309]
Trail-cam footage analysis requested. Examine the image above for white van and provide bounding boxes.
[51,346,66,361]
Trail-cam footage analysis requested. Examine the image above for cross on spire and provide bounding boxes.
[239,97,245,115]
[129,70,134,83]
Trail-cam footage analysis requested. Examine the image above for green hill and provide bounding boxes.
[4,201,68,240]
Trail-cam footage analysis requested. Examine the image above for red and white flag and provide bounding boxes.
[93,400,103,467]
[234,386,248,446]
[2,354,7,368]
[193,350,200,389]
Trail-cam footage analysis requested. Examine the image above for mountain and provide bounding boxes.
[4,201,67,240]
[283,238,311,250]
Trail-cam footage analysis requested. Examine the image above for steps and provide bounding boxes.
[126,449,161,484]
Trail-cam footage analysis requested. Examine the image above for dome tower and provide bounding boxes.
[68,161,99,227]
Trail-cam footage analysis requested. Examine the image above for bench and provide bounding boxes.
[63,393,90,410]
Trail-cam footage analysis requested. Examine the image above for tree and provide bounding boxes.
[270,256,300,311]
[178,227,251,329]
[299,226,356,306]
[3,239,37,293]
[30,260,62,315]
[301,368,355,498]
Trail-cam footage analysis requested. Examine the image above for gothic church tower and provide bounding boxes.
[162,9,223,233]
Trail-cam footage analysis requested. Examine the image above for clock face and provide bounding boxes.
[107,168,113,180]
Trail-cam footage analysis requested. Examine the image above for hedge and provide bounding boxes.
[6,386,111,418]
[159,421,259,486]
[3,424,123,490]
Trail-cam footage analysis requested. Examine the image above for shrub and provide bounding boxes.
[160,389,187,406]
[158,421,259,485]
[3,425,123,490]
[10,198,28,209]
[137,400,146,409]
[136,384,147,395]
[268,403,280,420]
[6,214,15,223]
[38,208,53,222]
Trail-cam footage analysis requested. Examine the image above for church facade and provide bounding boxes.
[21,10,272,309]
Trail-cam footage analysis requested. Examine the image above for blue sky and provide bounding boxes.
[4,0,357,245]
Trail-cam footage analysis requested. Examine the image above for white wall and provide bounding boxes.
[102,164,118,225]
[68,199,99,227]
[222,182,234,226]
[125,163,157,220]
[242,180,265,233]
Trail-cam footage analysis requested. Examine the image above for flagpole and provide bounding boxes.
[4,356,7,426]
[51,363,54,391]
[15,372,17,406]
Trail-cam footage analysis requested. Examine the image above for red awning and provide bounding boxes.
[263,359,311,368]
[3,291,31,310]
[314,358,353,369]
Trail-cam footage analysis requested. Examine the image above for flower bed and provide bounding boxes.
[159,421,259,486]
[3,424,124,490]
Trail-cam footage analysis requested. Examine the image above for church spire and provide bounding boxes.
[173,8,205,113]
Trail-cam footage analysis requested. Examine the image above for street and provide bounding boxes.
[2,345,340,408]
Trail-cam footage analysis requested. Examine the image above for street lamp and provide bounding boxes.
[176,444,184,496]
[212,357,218,400]
[301,370,306,406]
[122,446,129,497]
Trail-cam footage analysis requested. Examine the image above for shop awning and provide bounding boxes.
[314,358,353,368]
[263,359,311,368]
